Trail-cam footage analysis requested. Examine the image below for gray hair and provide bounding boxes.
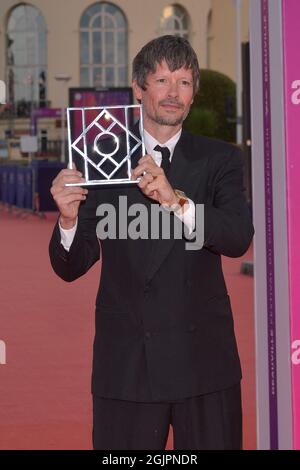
[132,35,200,96]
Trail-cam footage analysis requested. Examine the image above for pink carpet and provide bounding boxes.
[0,208,255,449]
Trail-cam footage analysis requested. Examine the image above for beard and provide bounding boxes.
[147,100,190,127]
[151,114,185,126]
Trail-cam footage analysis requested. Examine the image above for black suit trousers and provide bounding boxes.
[92,383,242,450]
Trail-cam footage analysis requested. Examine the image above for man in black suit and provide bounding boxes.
[49,35,254,450]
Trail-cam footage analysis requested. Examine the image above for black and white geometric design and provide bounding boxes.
[66,105,144,186]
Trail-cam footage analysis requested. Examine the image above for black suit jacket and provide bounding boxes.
[49,130,254,402]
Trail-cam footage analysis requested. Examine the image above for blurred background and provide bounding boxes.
[0,0,255,450]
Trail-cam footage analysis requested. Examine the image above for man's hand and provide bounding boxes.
[50,166,88,229]
[131,155,178,207]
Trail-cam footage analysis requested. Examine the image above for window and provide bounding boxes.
[6,4,47,116]
[80,2,128,87]
[159,4,189,39]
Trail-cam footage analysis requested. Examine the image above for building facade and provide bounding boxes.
[0,0,249,148]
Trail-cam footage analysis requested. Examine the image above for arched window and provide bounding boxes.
[6,4,47,116]
[159,4,190,39]
[80,2,128,87]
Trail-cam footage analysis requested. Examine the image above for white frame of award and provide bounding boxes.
[66,104,145,186]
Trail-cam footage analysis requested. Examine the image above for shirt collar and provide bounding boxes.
[142,126,182,163]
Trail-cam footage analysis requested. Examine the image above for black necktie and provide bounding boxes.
[154,145,171,176]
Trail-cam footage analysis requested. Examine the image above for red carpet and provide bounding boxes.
[0,208,255,449]
[222,246,256,450]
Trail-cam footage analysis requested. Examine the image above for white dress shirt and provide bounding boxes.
[60,128,196,251]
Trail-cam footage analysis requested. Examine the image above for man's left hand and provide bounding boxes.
[131,154,178,207]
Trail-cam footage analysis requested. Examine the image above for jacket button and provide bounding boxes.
[145,331,151,339]
[144,283,150,294]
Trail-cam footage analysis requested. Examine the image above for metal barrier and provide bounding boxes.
[0,165,9,204]
[0,161,65,214]
[16,166,34,210]
[30,161,65,212]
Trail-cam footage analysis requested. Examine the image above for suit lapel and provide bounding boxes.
[168,131,202,193]
[145,131,207,284]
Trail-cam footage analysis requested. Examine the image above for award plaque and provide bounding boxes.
[66,104,145,186]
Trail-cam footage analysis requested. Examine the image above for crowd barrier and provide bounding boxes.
[0,161,65,213]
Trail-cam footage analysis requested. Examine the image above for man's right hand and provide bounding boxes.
[50,166,88,229]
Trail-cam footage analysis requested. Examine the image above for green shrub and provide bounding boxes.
[184,69,237,142]
[184,107,218,138]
